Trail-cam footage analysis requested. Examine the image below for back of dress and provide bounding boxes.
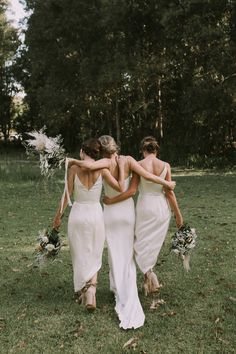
[135,163,171,275]
[68,173,105,293]
[139,164,167,195]
[73,174,102,203]
[103,176,145,329]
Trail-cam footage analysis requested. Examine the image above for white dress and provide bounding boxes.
[134,165,171,274]
[103,178,145,330]
[68,174,105,292]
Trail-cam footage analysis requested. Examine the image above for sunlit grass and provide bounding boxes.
[0,155,235,353]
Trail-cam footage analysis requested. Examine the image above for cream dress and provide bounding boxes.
[134,165,171,274]
[103,178,145,330]
[68,174,105,292]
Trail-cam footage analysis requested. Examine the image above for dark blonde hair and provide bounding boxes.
[140,136,159,154]
[81,138,101,159]
[98,135,119,156]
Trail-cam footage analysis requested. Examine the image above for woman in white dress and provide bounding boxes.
[53,138,122,311]
[69,135,175,329]
[103,136,183,296]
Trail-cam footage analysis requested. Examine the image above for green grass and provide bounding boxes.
[0,156,235,353]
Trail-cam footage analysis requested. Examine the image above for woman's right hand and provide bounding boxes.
[103,196,113,205]
[165,180,176,190]
[67,158,76,168]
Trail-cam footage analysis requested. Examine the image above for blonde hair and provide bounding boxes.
[98,135,119,156]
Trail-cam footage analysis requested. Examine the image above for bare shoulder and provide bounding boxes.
[138,158,145,166]
[122,155,131,161]
[155,158,170,168]
[69,165,79,175]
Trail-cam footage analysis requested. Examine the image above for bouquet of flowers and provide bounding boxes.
[35,228,61,266]
[171,224,197,272]
[23,126,65,177]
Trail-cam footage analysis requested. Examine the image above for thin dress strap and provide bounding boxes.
[60,157,72,213]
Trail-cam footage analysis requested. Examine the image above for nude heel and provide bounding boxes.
[144,269,161,296]
[84,283,96,311]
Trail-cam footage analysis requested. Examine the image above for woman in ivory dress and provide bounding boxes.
[103,136,183,296]
[69,135,175,329]
[53,139,122,311]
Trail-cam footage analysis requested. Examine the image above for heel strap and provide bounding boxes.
[82,282,97,293]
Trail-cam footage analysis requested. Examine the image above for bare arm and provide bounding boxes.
[164,164,183,228]
[103,173,139,205]
[53,166,75,229]
[127,156,176,190]
[117,155,126,192]
[101,168,125,192]
[68,158,110,171]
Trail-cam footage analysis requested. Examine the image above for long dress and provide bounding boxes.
[134,165,171,275]
[68,174,105,293]
[103,177,145,330]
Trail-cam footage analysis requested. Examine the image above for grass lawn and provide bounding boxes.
[0,157,235,353]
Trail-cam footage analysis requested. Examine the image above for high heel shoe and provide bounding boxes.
[143,269,161,296]
[83,283,96,311]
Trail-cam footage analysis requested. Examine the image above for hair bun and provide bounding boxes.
[140,136,159,154]
[81,138,101,159]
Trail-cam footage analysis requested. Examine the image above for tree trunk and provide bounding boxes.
[156,77,163,141]
[115,93,121,147]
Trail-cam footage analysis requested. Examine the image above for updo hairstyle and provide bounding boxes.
[140,136,159,154]
[81,138,101,160]
[98,135,119,156]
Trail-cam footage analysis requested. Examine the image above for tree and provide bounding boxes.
[0,0,19,141]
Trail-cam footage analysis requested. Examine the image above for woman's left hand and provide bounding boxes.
[175,214,184,229]
[53,215,62,230]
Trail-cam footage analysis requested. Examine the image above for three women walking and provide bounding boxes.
[53,135,182,330]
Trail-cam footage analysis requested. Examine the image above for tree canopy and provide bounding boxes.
[5,0,236,165]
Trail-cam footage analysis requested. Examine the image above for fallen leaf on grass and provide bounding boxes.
[27,263,33,268]
[229,296,236,302]
[11,268,20,272]
[215,317,220,324]
[161,311,177,317]
[123,337,139,349]
[0,318,6,331]
[73,324,84,337]
[21,256,29,260]
[17,341,27,349]
[150,299,166,310]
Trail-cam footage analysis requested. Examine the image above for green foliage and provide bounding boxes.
[0,0,19,141]
[14,0,236,165]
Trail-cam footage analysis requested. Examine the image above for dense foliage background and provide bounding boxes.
[1,0,236,166]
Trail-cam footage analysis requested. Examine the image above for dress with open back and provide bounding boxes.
[68,174,105,292]
[134,164,171,275]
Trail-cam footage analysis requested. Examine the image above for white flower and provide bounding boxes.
[45,244,55,252]
[41,236,49,243]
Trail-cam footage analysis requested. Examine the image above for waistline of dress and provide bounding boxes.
[138,192,164,197]
[73,200,101,205]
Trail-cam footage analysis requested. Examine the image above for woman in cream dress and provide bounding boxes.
[103,136,183,296]
[53,139,122,311]
[69,135,175,328]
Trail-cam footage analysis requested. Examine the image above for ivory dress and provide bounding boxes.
[103,178,145,330]
[134,165,171,275]
[67,174,105,292]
